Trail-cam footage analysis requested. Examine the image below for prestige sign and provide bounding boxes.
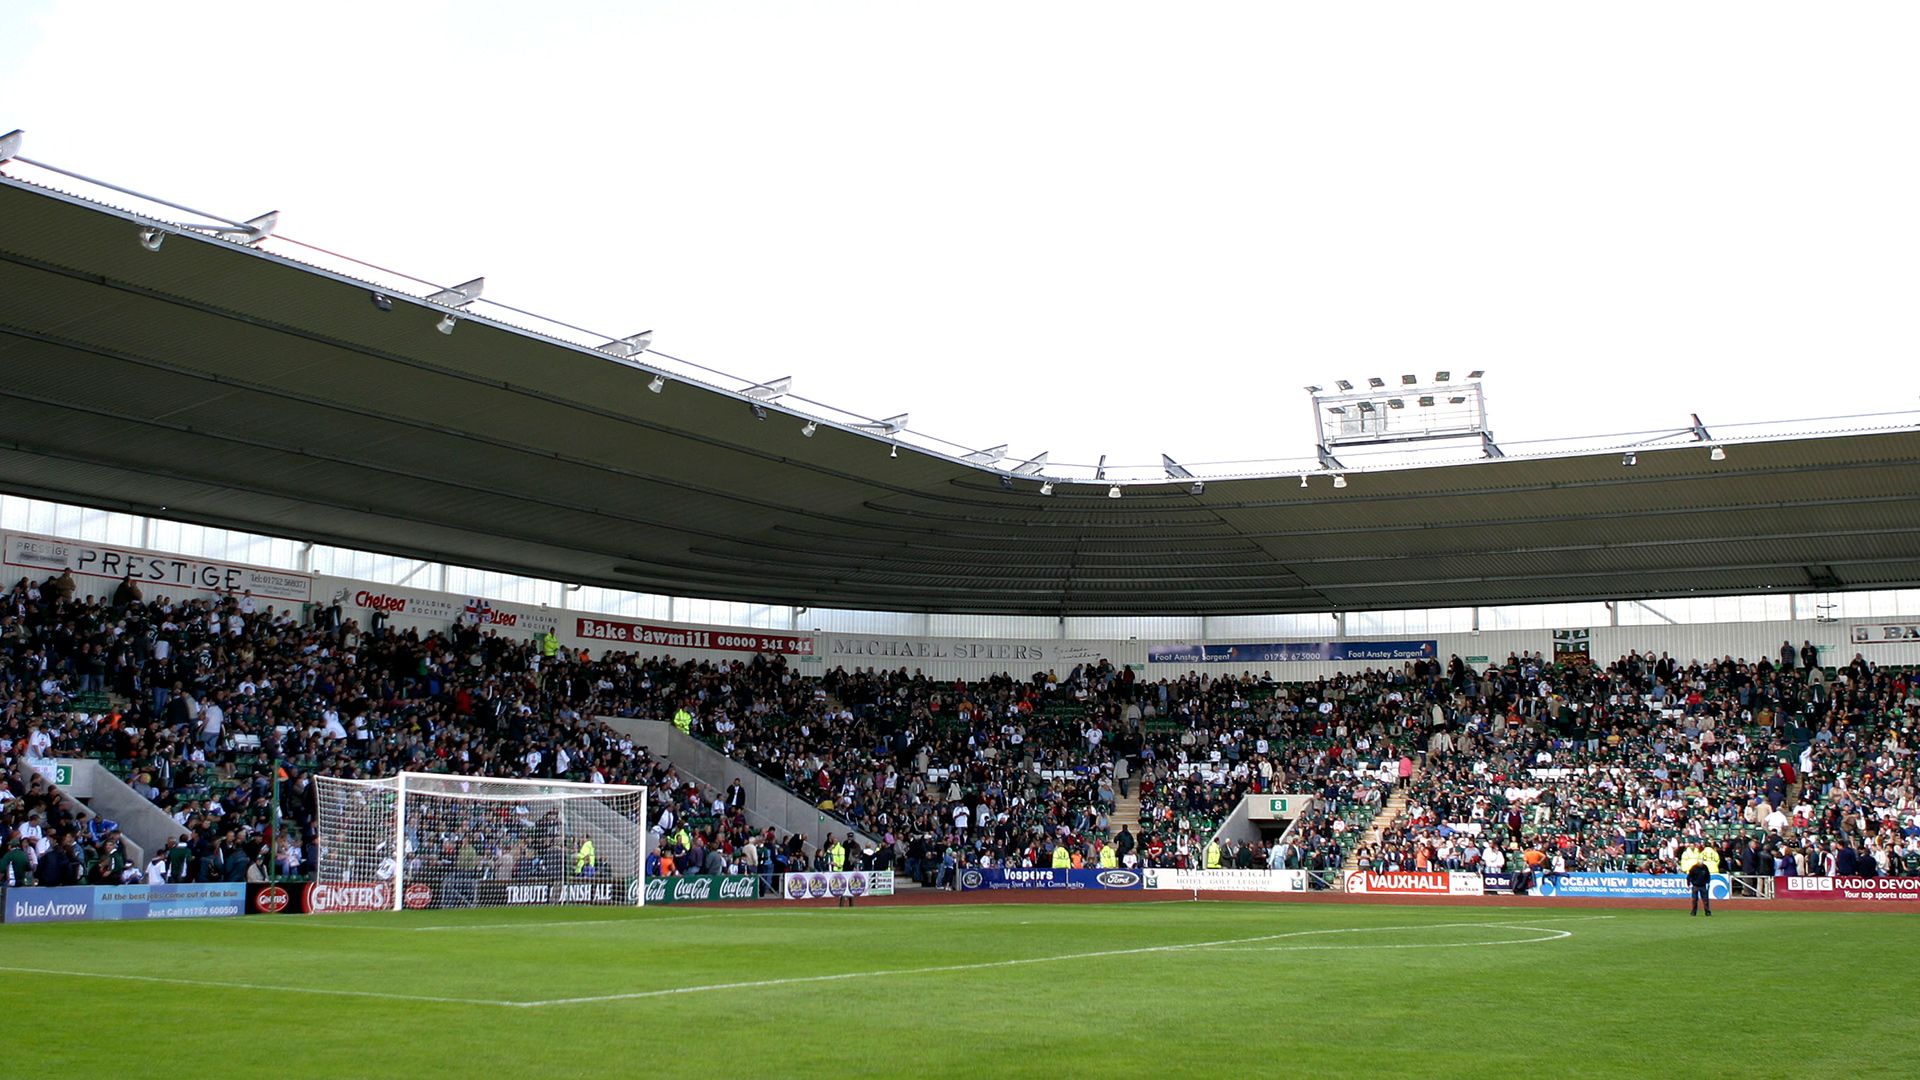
[576,617,812,656]
[6,532,312,603]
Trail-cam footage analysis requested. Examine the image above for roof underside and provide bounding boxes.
[4,177,1920,617]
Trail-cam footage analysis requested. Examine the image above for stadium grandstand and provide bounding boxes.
[4,124,1920,1077]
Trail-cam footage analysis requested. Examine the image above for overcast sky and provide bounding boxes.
[5,1,1916,476]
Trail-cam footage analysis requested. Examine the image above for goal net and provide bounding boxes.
[313,772,647,911]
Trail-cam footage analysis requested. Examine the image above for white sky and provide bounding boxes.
[5,1,1917,475]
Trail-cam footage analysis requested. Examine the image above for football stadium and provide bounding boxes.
[5,5,1920,1079]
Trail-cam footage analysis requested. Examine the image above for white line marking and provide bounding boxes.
[1199,923,1574,951]
[0,964,518,1007]
[508,919,1584,1007]
[4,913,1604,1008]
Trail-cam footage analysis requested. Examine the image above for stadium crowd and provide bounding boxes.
[5,566,1917,899]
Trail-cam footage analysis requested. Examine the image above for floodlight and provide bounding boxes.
[1622,452,1637,467]
[1305,385,1323,393]
[436,314,458,334]
[1039,482,1054,496]
[889,444,897,459]
[1418,396,1434,406]
[801,421,818,437]
[1189,482,1205,496]
[1108,486,1121,499]
[1000,476,1014,490]
[1367,377,1385,388]
[647,375,665,394]
[1336,380,1353,391]
[749,402,768,421]
[1436,370,1451,382]
[1710,446,1726,461]
[1400,374,1417,385]
[1299,475,1309,488]
[1388,398,1404,409]
[138,227,165,252]
[1332,475,1347,489]
[1448,395,1466,404]
[1327,406,1347,415]
[370,292,393,312]
[1467,369,1484,379]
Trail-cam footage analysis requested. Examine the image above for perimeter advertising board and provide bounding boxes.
[1143,869,1307,892]
[780,871,896,900]
[1147,640,1437,664]
[1343,871,1484,896]
[1776,876,1920,902]
[959,868,1143,891]
[2,883,246,923]
[1536,872,1731,900]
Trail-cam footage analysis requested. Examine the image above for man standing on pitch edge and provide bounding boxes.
[1680,842,1717,917]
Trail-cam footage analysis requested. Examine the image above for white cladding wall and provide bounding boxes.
[11,530,1920,681]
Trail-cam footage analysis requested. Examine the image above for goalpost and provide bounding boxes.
[314,772,648,911]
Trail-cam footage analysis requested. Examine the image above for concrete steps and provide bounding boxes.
[1341,787,1411,875]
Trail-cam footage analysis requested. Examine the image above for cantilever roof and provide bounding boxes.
[4,175,1920,616]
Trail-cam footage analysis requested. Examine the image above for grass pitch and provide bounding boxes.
[5,899,1915,1079]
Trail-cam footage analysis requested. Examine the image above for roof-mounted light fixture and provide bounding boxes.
[647,374,666,394]
[1189,481,1205,496]
[137,227,165,252]
[426,277,484,334]
[801,421,818,437]
[855,414,909,436]
[1039,481,1054,496]
[961,444,1009,466]
[1710,445,1726,461]
[1332,474,1348,489]
[743,377,793,402]
[1107,485,1121,499]
[1622,452,1638,467]
[597,331,653,359]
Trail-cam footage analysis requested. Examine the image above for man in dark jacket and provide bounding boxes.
[1686,849,1713,917]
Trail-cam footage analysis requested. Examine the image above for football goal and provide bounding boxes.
[314,772,647,910]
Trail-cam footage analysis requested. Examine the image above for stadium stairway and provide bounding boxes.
[1110,789,1142,838]
[1342,782,1413,875]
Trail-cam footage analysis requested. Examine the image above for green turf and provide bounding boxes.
[3,899,1915,1079]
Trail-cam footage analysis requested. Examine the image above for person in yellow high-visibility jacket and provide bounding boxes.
[540,630,560,659]
[573,837,596,875]
[672,706,694,735]
[1098,842,1117,869]
[828,838,847,871]
[1205,839,1222,870]
[1051,843,1072,869]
